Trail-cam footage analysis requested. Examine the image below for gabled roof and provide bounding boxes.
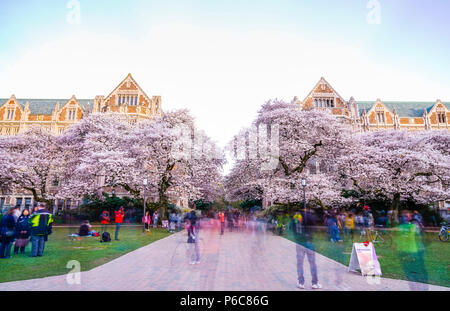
[0,98,93,115]
[303,77,346,103]
[103,73,152,104]
[357,101,450,117]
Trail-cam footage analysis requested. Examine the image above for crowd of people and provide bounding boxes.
[0,203,53,259]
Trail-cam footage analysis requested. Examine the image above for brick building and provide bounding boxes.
[0,74,189,213]
[293,77,450,131]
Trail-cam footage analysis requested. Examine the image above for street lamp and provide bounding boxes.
[301,178,307,211]
[111,189,115,197]
[143,178,148,234]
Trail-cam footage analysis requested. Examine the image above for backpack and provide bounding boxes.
[101,232,111,242]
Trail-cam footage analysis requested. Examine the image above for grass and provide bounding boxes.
[0,225,172,283]
[285,229,450,288]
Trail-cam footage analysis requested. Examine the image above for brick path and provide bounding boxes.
[0,219,448,291]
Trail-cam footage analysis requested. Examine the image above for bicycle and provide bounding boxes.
[438,222,449,242]
[359,225,392,247]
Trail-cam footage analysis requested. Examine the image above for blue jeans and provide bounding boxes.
[31,235,45,256]
[296,244,318,285]
[0,242,13,258]
[344,227,353,241]
[115,223,121,240]
[331,224,341,242]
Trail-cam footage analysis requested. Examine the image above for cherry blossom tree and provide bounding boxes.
[226,100,354,210]
[58,110,225,218]
[0,126,63,207]
[339,130,450,211]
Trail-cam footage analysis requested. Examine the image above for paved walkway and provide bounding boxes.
[0,220,448,291]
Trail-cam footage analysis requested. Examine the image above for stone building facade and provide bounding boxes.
[293,77,450,131]
[0,74,188,212]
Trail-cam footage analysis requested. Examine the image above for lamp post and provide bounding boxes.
[301,178,307,211]
[143,178,148,234]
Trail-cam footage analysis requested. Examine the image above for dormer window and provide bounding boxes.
[68,109,76,121]
[437,111,446,124]
[376,111,385,123]
[6,108,15,120]
[118,94,138,106]
[313,98,335,108]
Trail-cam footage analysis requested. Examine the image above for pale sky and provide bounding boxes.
[1,0,450,170]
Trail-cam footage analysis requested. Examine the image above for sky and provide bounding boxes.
[1,0,450,170]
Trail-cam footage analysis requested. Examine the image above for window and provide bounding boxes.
[68,109,76,120]
[6,109,14,120]
[52,178,59,187]
[437,112,446,123]
[15,197,23,207]
[25,198,32,209]
[376,111,385,123]
[0,197,5,209]
[313,98,334,108]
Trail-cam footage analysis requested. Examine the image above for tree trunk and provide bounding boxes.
[391,193,401,213]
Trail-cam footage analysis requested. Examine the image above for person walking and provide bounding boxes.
[29,203,53,257]
[187,211,200,264]
[0,207,17,259]
[290,209,322,290]
[394,210,429,290]
[99,210,110,234]
[14,209,31,254]
[143,211,151,234]
[114,206,125,241]
[153,210,159,228]
[218,211,225,235]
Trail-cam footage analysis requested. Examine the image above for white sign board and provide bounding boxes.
[348,242,382,276]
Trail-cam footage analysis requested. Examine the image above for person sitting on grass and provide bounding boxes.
[79,220,92,237]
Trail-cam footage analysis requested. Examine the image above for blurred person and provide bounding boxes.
[99,210,110,234]
[78,220,91,237]
[14,209,31,254]
[176,213,182,231]
[218,211,225,235]
[227,210,234,232]
[344,213,355,241]
[114,206,125,241]
[395,210,429,290]
[143,211,151,234]
[187,211,200,264]
[290,209,322,289]
[412,210,424,231]
[12,205,21,223]
[0,207,17,259]
[153,210,159,228]
[338,211,346,234]
[29,203,53,257]
[375,211,388,228]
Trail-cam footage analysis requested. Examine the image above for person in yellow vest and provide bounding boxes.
[344,213,355,241]
[28,203,53,257]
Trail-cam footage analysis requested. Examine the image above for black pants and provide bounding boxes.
[14,246,26,254]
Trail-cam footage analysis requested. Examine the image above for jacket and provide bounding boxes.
[0,214,16,243]
[29,209,53,236]
[291,211,316,244]
[15,215,31,239]
[100,211,110,224]
[114,210,124,223]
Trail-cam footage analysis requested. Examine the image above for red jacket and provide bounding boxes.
[115,210,125,223]
[100,211,110,224]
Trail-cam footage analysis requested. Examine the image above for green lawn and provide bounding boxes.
[0,226,172,283]
[285,229,450,288]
